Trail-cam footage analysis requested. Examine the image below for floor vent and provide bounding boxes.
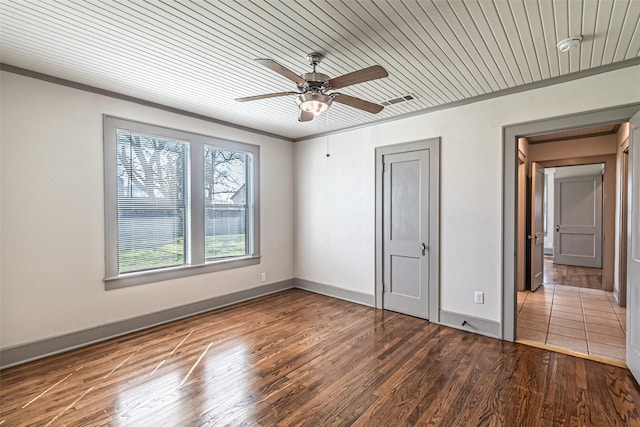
[380,94,415,106]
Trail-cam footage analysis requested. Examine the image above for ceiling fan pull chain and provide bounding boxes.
[326,109,331,158]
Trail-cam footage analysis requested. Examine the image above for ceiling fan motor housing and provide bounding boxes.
[302,53,331,91]
[299,73,331,94]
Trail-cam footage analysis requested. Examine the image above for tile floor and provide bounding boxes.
[517,284,627,363]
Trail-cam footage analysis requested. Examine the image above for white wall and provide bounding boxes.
[0,72,294,348]
[295,65,640,323]
[2,65,639,349]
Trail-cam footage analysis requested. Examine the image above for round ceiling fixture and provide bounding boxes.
[556,36,583,52]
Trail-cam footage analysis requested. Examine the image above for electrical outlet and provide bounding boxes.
[261,272,267,282]
[474,291,484,304]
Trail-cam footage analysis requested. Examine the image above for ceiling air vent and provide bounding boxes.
[380,94,415,106]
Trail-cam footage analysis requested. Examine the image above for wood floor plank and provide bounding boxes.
[544,256,603,289]
[2,289,640,426]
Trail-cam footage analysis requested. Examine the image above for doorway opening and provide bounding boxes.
[519,148,626,363]
[542,164,605,290]
[502,103,640,365]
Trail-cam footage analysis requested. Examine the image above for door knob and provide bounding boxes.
[420,242,427,255]
[556,224,560,232]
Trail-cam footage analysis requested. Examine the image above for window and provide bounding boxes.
[104,116,260,289]
[204,147,251,260]
[116,131,189,273]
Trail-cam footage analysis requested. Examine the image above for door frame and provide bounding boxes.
[375,138,440,321]
[502,103,640,341]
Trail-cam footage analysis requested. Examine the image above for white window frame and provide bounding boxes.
[104,116,260,289]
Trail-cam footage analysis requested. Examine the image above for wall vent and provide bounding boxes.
[380,94,416,106]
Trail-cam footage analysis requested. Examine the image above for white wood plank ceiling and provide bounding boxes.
[1,0,639,140]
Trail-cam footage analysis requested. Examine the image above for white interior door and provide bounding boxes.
[530,162,545,291]
[627,111,640,381]
[553,174,603,268]
[383,150,429,318]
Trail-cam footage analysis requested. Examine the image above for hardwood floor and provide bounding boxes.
[543,255,603,289]
[2,289,640,426]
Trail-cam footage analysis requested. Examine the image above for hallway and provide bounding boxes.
[542,255,603,289]
[516,259,626,365]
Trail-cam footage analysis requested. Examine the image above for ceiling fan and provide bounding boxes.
[235,52,388,122]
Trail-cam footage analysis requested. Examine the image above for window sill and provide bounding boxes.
[104,255,261,290]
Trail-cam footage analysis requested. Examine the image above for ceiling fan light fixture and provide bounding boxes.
[297,93,333,115]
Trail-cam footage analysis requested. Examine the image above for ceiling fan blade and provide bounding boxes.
[333,93,384,114]
[328,65,388,89]
[298,110,314,122]
[235,91,298,102]
[255,58,306,85]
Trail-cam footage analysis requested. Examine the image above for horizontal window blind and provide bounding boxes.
[116,130,189,273]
